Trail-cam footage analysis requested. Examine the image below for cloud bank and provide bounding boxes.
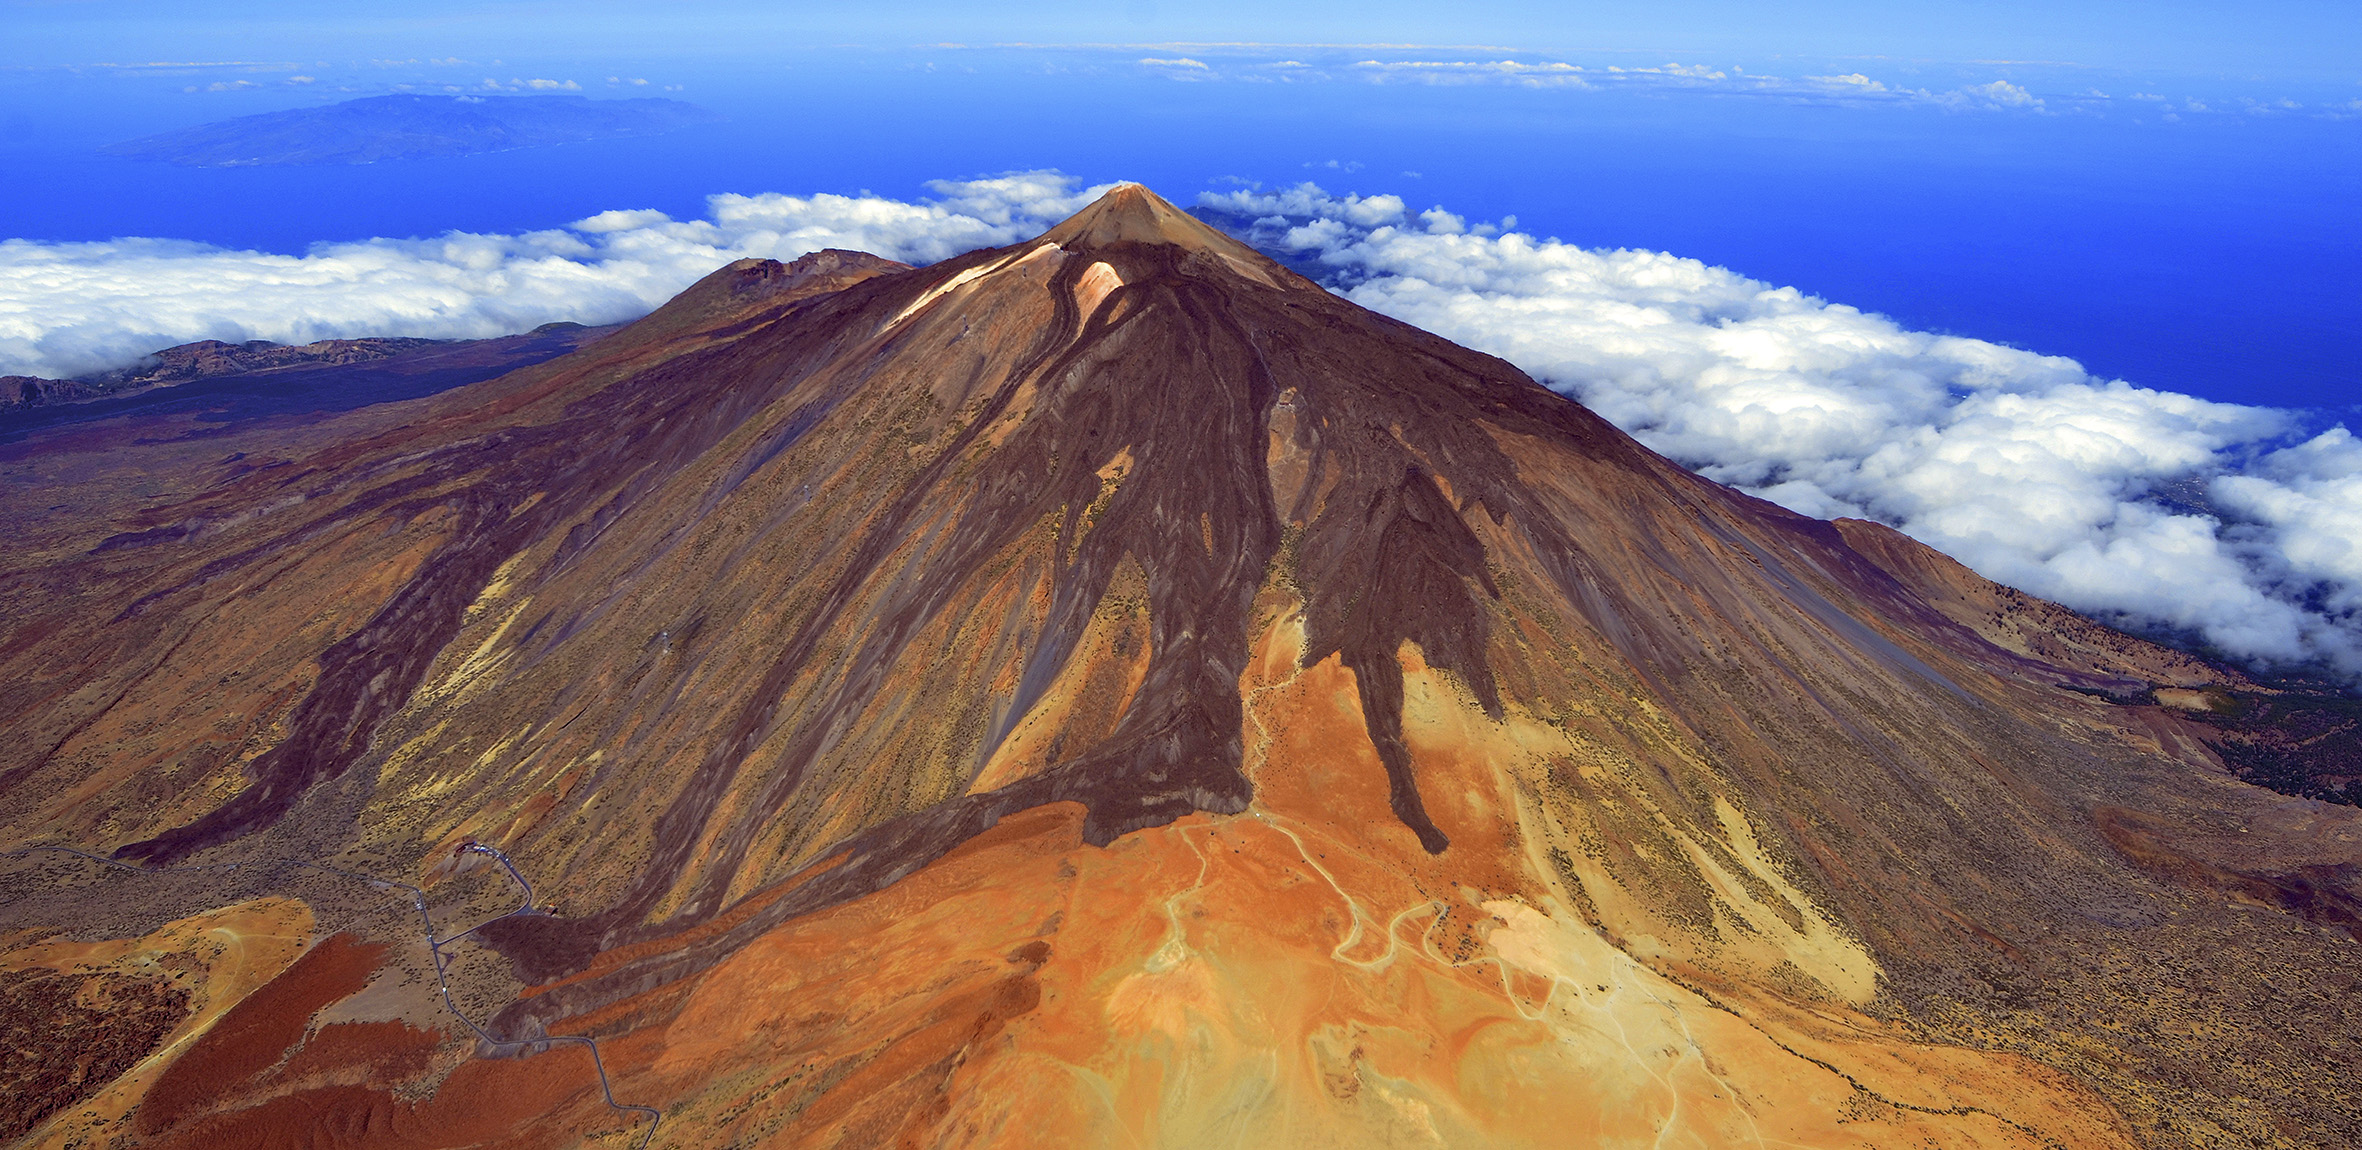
[1332,58,2054,111]
[1201,183,2360,677]
[2,172,2353,679]
[0,172,1109,382]
[1088,46,2351,120]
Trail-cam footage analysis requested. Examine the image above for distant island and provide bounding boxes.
[102,93,721,167]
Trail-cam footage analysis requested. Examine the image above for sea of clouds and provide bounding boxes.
[0,172,1108,383]
[2,172,2355,679]
[1202,185,2360,678]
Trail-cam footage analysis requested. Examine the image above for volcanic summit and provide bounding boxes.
[1,184,2356,1149]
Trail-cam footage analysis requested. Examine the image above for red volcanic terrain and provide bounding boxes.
[1,186,2357,1149]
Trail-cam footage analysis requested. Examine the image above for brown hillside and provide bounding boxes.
[0,187,2355,1150]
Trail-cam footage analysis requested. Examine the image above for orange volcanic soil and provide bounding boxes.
[0,186,2357,1149]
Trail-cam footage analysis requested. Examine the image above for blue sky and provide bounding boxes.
[6,0,2358,80]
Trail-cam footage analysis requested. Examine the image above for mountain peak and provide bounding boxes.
[10,164,2347,1146]
[1039,182,1250,254]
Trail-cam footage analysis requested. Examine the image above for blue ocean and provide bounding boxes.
[3,50,2353,413]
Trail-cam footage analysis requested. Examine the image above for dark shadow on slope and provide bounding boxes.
[0,324,617,445]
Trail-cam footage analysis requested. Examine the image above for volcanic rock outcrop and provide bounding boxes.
[1,186,2357,1149]
[0,324,613,437]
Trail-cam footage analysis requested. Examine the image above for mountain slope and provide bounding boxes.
[0,187,2355,1150]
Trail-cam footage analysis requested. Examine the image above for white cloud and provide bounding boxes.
[3,171,2352,678]
[1138,57,1215,79]
[1807,73,1890,93]
[2215,429,2362,620]
[1949,79,2042,109]
[473,77,583,92]
[1354,58,1592,87]
[0,173,1113,384]
[1096,47,2350,118]
[1201,182,2359,676]
[1339,57,2065,111]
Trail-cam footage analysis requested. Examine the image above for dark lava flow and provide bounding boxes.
[95,188,1915,1024]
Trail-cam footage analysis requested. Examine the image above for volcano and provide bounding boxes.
[1,185,2356,1149]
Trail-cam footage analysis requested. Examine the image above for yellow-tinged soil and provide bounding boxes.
[3,897,315,1148]
[1,187,2354,1149]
